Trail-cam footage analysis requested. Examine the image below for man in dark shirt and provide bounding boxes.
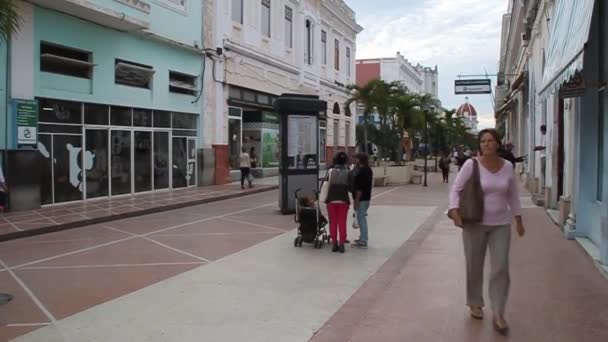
[351,153,373,248]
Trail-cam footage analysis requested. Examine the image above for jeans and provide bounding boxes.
[327,202,349,244]
[356,201,370,243]
[240,167,251,187]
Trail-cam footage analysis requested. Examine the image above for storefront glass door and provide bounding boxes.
[85,129,109,199]
[110,130,132,196]
[172,136,188,189]
[134,131,152,193]
[154,131,170,190]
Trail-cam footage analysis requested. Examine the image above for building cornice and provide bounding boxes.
[321,0,363,35]
[224,40,301,76]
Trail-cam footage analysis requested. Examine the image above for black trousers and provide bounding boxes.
[441,168,449,183]
[240,167,251,187]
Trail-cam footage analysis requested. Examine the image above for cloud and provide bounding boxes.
[348,0,508,132]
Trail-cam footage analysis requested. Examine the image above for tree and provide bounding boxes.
[346,80,379,153]
[0,0,22,44]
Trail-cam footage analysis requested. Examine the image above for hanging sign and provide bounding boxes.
[455,79,492,94]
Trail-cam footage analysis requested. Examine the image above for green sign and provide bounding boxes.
[262,111,279,124]
[13,99,38,147]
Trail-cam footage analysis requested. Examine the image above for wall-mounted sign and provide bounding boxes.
[12,99,38,148]
[455,79,492,94]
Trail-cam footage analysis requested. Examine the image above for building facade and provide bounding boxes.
[1,0,204,207]
[203,0,362,184]
[496,0,608,267]
[354,52,439,126]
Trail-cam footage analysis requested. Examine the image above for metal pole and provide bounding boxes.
[423,110,428,187]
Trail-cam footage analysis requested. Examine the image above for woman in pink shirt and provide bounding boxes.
[448,129,526,335]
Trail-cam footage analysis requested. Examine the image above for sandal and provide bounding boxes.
[493,317,509,335]
[469,306,483,320]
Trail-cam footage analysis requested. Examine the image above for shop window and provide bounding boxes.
[169,71,198,96]
[261,0,271,38]
[39,98,83,124]
[111,106,132,126]
[153,110,171,128]
[172,113,197,129]
[84,103,109,125]
[232,0,243,24]
[115,59,155,89]
[243,90,256,102]
[133,109,152,127]
[40,42,94,79]
[229,87,242,99]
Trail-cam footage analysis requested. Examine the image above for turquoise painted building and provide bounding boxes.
[1,0,205,206]
[577,0,607,263]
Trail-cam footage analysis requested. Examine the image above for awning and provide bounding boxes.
[539,0,596,97]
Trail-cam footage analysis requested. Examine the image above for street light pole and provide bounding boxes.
[423,109,428,187]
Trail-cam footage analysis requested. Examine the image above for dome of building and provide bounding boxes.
[457,97,477,117]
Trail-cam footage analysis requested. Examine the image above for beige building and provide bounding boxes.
[202,0,362,184]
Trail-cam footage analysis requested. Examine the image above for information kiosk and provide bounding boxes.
[274,94,327,214]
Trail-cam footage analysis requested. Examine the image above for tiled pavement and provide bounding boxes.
[1,172,607,341]
[311,181,608,341]
[0,183,277,242]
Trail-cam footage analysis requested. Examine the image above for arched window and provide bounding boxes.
[333,102,340,115]
[345,105,351,117]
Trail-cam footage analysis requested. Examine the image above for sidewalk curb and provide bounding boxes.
[309,204,448,342]
[0,185,278,243]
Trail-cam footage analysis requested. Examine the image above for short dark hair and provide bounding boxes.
[333,151,348,166]
[477,128,502,155]
[354,152,369,167]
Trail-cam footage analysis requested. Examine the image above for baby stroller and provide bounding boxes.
[293,188,329,249]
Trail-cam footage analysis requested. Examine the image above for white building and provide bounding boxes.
[356,52,439,98]
[203,0,362,184]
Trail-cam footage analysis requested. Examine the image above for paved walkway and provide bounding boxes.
[0,182,277,242]
[1,173,607,341]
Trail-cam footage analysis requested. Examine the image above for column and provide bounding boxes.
[564,98,580,239]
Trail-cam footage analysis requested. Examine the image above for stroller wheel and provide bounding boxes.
[294,237,300,247]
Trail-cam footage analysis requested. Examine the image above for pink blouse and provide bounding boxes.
[449,158,522,226]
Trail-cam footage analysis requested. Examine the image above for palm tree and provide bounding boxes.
[0,0,22,44]
[346,81,376,153]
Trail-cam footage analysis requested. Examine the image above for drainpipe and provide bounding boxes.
[4,38,11,175]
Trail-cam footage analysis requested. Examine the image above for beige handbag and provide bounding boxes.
[459,159,484,223]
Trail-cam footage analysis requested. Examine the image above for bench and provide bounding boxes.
[410,172,423,184]
[373,175,388,187]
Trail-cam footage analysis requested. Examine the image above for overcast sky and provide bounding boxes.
[347,0,508,129]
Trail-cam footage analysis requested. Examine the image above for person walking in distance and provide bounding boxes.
[351,153,373,248]
[448,128,525,335]
[239,147,252,190]
[439,152,451,183]
[324,152,352,253]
